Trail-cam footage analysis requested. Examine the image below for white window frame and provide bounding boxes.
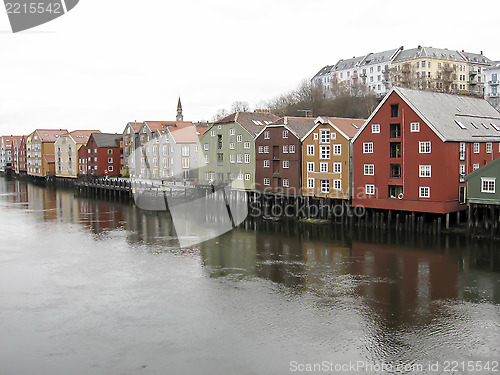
[419,186,430,198]
[283,179,289,187]
[244,141,250,149]
[419,165,431,177]
[264,131,270,139]
[333,179,341,191]
[283,160,289,168]
[245,173,250,181]
[320,145,330,160]
[333,162,341,174]
[282,130,288,139]
[419,141,431,154]
[307,145,314,156]
[264,160,270,168]
[364,164,374,176]
[230,128,235,136]
[237,135,243,143]
[363,142,373,154]
[244,154,250,164]
[320,129,330,143]
[365,184,375,195]
[307,162,314,172]
[258,145,263,153]
[321,180,329,193]
[481,177,496,193]
[486,142,492,154]
[283,145,288,153]
[204,143,209,151]
[473,163,480,171]
[332,144,341,155]
[229,142,235,150]
[410,122,420,132]
[473,142,480,153]
[263,178,270,186]
[289,145,295,153]
[307,178,314,189]
[320,162,328,172]
[371,124,380,133]
[237,154,242,163]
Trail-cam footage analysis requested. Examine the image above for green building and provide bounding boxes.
[199,111,279,190]
[465,157,500,205]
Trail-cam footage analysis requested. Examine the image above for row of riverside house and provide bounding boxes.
[2,88,500,217]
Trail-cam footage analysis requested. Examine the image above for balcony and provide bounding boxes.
[469,67,478,76]
[489,80,499,86]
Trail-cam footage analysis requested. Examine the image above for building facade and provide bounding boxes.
[84,133,121,176]
[465,157,500,205]
[302,117,365,200]
[27,129,68,177]
[199,112,279,189]
[13,136,27,174]
[122,122,143,177]
[484,61,500,111]
[255,117,316,194]
[352,87,500,214]
[55,130,99,178]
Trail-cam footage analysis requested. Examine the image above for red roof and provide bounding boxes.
[1,136,24,149]
[35,129,69,142]
[169,123,199,143]
[128,122,143,133]
[323,117,366,139]
[65,130,101,145]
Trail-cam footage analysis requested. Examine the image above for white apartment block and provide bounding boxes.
[484,61,500,111]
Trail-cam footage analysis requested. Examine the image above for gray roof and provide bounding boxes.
[335,55,365,70]
[360,48,402,66]
[393,46,466,63]
[313,65,334,78]
[92,133,121,148]
[268,117,317,138]
[459,51,493,65]
[396,87,500,142]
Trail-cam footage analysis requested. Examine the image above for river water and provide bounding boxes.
[0,177,499,375]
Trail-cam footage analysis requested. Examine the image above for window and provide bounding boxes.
[245,173,250,181]
[211,130,215,137]
[459,142,466,160]
[204,143,209,151]
[390,143,401,158]
[390,123,401,138]
[230,142,235,150]
[307,162,314,172]
[237,154,242,163]
[419,165,431,177]
[481,178,496,193]
[320,145,330,160]
[363,142,373,153]
[460,164,466,175]
[371,124,380,133]
[283,130,288,138]
[182,145,189,156]
[365,184,375,195]
[410,122,420,132]
[320,129,330,143]
[473,143,480,153]
[419,141,431,153]
[217,125,222,129]
[486,143,492,154]
[264,131,270,139]
[264,160,270,168]
[237,135,242,143]
[473,163,479,171]
[264,178,270,186]
[283,145,288,153]
[230,128,235,135]
[107,149,113,155]
[333,179,341,190]
[289,145,295,153]
[283,160,289,168]
[390,164,401,177]
[313,133,318,140]
[419,187,430,198]
[333,162,341,173]
[364,164,374,175]
[321,180,329,193]
[307,178,314,188]
[307,145,314,155]
[283,179,289,187]
[244,141,250,149]
[320,162,328,172]
[391,104,399,117]
[264,146,269,153]
[182,158,190,169]
[244,154,250,163]
[108,166,113,172]
[258,146,264,153]
[332,144,341,155]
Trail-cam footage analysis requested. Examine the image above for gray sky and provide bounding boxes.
[1,0,500,136]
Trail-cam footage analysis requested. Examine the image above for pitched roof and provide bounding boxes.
[216,112,280,137]
[313,65,334,78]
[35,129,69,142]
[143,121,194,134]
[65,130,101,145]
[91,133,121,148]
[320,117,366,138]
[268,116,317,139]
[44,154,56,163]
[335,55,366,70]
[354,87,500,143]
[168,122,199,143]
[360,47,402,66]
[1,135,23,149]
[464,157,500,181]
[393,46,466,63]
[459,51,493,65]
[127,122,143,133]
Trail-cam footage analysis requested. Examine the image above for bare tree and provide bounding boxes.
[230,101,250,113]
[212,108,229,122]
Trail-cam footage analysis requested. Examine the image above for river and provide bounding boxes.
[0,177,499,375]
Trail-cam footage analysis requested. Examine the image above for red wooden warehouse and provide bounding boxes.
[83,133,122,176]
[352,87,500,214]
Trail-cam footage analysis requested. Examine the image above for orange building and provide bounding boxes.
[301,117,365,199]
[27,129,68,178]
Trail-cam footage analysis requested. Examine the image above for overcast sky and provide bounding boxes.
[1,0,500,136]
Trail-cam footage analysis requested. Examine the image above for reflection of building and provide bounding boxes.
[27,129,68,177]
[55,130,100,178]
[302,117,364,200]
[352,87,500,213]
[27,183,58,221]
[255,116,316,193]
[199,111,279,189]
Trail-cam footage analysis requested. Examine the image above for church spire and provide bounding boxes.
[176,97,183,121]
